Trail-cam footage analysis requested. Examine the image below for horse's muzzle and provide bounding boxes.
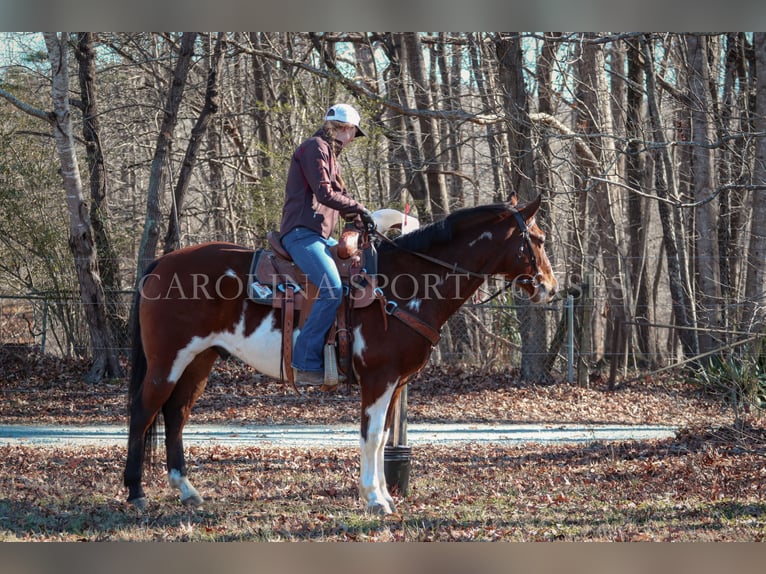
[530,273,558,304]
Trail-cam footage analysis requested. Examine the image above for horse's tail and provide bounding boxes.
[128,259,160,463]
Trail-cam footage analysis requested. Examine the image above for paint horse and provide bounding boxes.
[124,196,557,515]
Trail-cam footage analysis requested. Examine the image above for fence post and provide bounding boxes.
[608,313,623,390]
[567,294,574,384]
[390,386,407,446]
[577,272,593,387]
[384,386,412,496]
[41,298,48,354]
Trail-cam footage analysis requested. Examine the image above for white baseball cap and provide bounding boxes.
[325,103,366,137]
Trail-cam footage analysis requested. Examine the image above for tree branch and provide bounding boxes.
[530,112,601,170]
[0,86,53,123]
[230,37,504,126]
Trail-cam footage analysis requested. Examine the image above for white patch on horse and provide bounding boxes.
[352,325,367,366]
[168,309,287,382]
[359,381,398,512]
[468,231,493,247]
[224,268,237,278]
[407,298,422,313]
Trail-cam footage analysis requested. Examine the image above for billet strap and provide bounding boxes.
[336,294,352,382]
[282,285,296,390]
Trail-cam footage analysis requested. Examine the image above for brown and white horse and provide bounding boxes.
[124,196,557,514]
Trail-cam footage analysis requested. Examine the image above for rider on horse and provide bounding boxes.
[278,103,376,386]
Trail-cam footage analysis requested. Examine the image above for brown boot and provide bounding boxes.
[292,368,325,386]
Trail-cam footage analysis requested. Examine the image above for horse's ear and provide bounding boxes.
[508,190,518,207]
[520,194,542,220]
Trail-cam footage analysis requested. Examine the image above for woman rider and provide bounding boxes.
[279,103,376,386]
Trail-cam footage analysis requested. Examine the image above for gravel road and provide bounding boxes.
[0,422,678,447]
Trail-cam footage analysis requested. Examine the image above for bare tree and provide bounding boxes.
[685,34,722,356]
[624,39,655,364]
[402,32,450,216]
[46,32,120,381]
[136,32,197,278]
[742,32,766,334]
[383,33,431,218]
[250,32,275,180]
[163,32,225,254]
[643,35,697,358]
[74,32,127,347]
[494,32,549,381]
[495,33,536,201]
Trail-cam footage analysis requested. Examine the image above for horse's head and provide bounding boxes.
[498,195,557,304]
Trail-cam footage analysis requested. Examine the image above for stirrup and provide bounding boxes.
[323,343,340,387]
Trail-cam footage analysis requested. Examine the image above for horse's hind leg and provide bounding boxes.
[124,366,176,509]
[125,400,153,508]
[163,349,218,507]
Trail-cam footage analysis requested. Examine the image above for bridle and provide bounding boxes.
[373,207,543,301]
[367,207,545,345]
[510,209,540,286]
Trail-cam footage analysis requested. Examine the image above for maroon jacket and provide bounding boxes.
[279,131,365,239]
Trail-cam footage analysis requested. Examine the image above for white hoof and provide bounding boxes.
[367,501,393,516]
[181,492,204,507]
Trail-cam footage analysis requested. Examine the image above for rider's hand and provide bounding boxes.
[359,209,377,234]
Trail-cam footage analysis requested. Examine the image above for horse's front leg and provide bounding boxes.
[359,382,397,515]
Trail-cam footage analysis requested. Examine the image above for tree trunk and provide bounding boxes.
[435,33,465,207]
[402,32,450,216]
[534,33,559,205]
[250,32,275,180]
[206,112,228,241]
[742,32,766,334]
[495,33,536,201]
[577,33,627,364]
[494,32,548,381]
[625,39,654,365]
[136,32,197,278]
[163,32,225,254]
[75,32,127,350]
[469,33,507,203]
[44,32,121,382]
[686,33,722,356]
[387,33,430,219]
[643,35,698,358]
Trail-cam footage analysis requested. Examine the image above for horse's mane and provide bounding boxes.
[378,203,512,254]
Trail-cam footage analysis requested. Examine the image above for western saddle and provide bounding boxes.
[248,227,385,389]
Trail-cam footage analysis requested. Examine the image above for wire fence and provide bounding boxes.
[0,291,576,380]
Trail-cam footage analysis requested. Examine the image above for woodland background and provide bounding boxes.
[0,32,764,399]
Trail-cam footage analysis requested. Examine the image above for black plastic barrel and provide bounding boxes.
[384,445,412,496]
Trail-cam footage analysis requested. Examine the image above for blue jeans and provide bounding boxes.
[281,227,342,372]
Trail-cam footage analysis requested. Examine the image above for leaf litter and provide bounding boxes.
[0,347,764,541]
